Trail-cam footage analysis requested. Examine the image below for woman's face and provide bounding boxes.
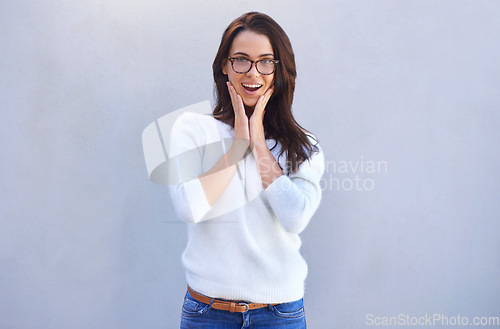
[222,30,275,108]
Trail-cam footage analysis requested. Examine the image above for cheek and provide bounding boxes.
[264,77,275,90]
[266,75,275,86]
[227,71,239,85]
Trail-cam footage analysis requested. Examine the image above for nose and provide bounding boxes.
[246,63,260,77]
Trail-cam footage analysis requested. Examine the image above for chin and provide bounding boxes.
[241,97,259,108]
[243,100,258,107]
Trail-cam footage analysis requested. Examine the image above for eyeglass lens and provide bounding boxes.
[232,58,276,75]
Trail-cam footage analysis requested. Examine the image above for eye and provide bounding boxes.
[260,59,273,65]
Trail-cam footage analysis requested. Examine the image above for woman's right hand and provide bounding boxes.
[227,81,250,141]
[197,82,250,207]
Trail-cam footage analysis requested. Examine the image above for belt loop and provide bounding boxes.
[229,302,236,313]
[210,297,214,307]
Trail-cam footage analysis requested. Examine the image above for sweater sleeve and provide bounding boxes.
[263,141,325,234]
[167,113,214,223]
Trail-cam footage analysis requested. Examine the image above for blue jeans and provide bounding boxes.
[180,290,307,328]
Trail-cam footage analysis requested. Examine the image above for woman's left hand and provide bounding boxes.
[249,87,274,148]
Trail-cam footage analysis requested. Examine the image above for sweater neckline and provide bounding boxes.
[209,114,275,141]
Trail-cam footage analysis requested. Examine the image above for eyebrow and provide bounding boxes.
[232,52,274,58]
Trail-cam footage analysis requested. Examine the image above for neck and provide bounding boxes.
[244,105,255,118]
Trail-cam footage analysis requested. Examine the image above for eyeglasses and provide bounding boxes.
[227,57,279,75]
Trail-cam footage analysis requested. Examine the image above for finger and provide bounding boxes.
[235,94,244,110]
[264,86,274,101]
[227,82,244,112]
[261,87,274,105]
[227,83,247,124]
[227,81,237,104]
[227,82,240,105]
[227,81,239,105]
[254,87,274,116]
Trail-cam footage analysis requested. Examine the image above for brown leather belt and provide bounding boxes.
[187,286,275,313]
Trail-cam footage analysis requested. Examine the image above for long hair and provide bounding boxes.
[212,12,319,173]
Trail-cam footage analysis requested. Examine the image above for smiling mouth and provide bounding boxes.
[242,83,263,92]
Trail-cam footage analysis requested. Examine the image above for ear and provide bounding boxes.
[221,59,228,75]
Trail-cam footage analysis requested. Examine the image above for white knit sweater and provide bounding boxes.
[168,112,325,303]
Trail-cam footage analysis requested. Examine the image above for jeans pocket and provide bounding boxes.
[181,291,210,318]
[270,299,305,318]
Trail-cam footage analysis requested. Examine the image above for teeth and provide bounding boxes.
[242,84,262,88]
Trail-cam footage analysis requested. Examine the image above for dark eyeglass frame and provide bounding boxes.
[227,57,279,75]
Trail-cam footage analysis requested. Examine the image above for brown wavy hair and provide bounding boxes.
[212,12,319,174]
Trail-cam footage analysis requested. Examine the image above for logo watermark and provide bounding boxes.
[366,313,500,326]
[321,156,388,192]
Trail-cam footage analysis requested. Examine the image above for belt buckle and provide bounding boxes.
[238,302,249,312]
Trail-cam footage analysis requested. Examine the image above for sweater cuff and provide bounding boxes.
[264,174,293,204]
[185,178,211,222]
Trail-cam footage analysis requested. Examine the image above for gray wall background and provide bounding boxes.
[1,0,499,328]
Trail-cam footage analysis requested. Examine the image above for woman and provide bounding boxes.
[168,11,325,328]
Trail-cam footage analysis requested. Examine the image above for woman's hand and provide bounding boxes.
[199,82,251,207]
[248,87,282,188]
[227,81,250,141]
[249,87,274,148]
[226,83,281,188]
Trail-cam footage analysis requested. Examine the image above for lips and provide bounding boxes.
[242,83,263,92]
